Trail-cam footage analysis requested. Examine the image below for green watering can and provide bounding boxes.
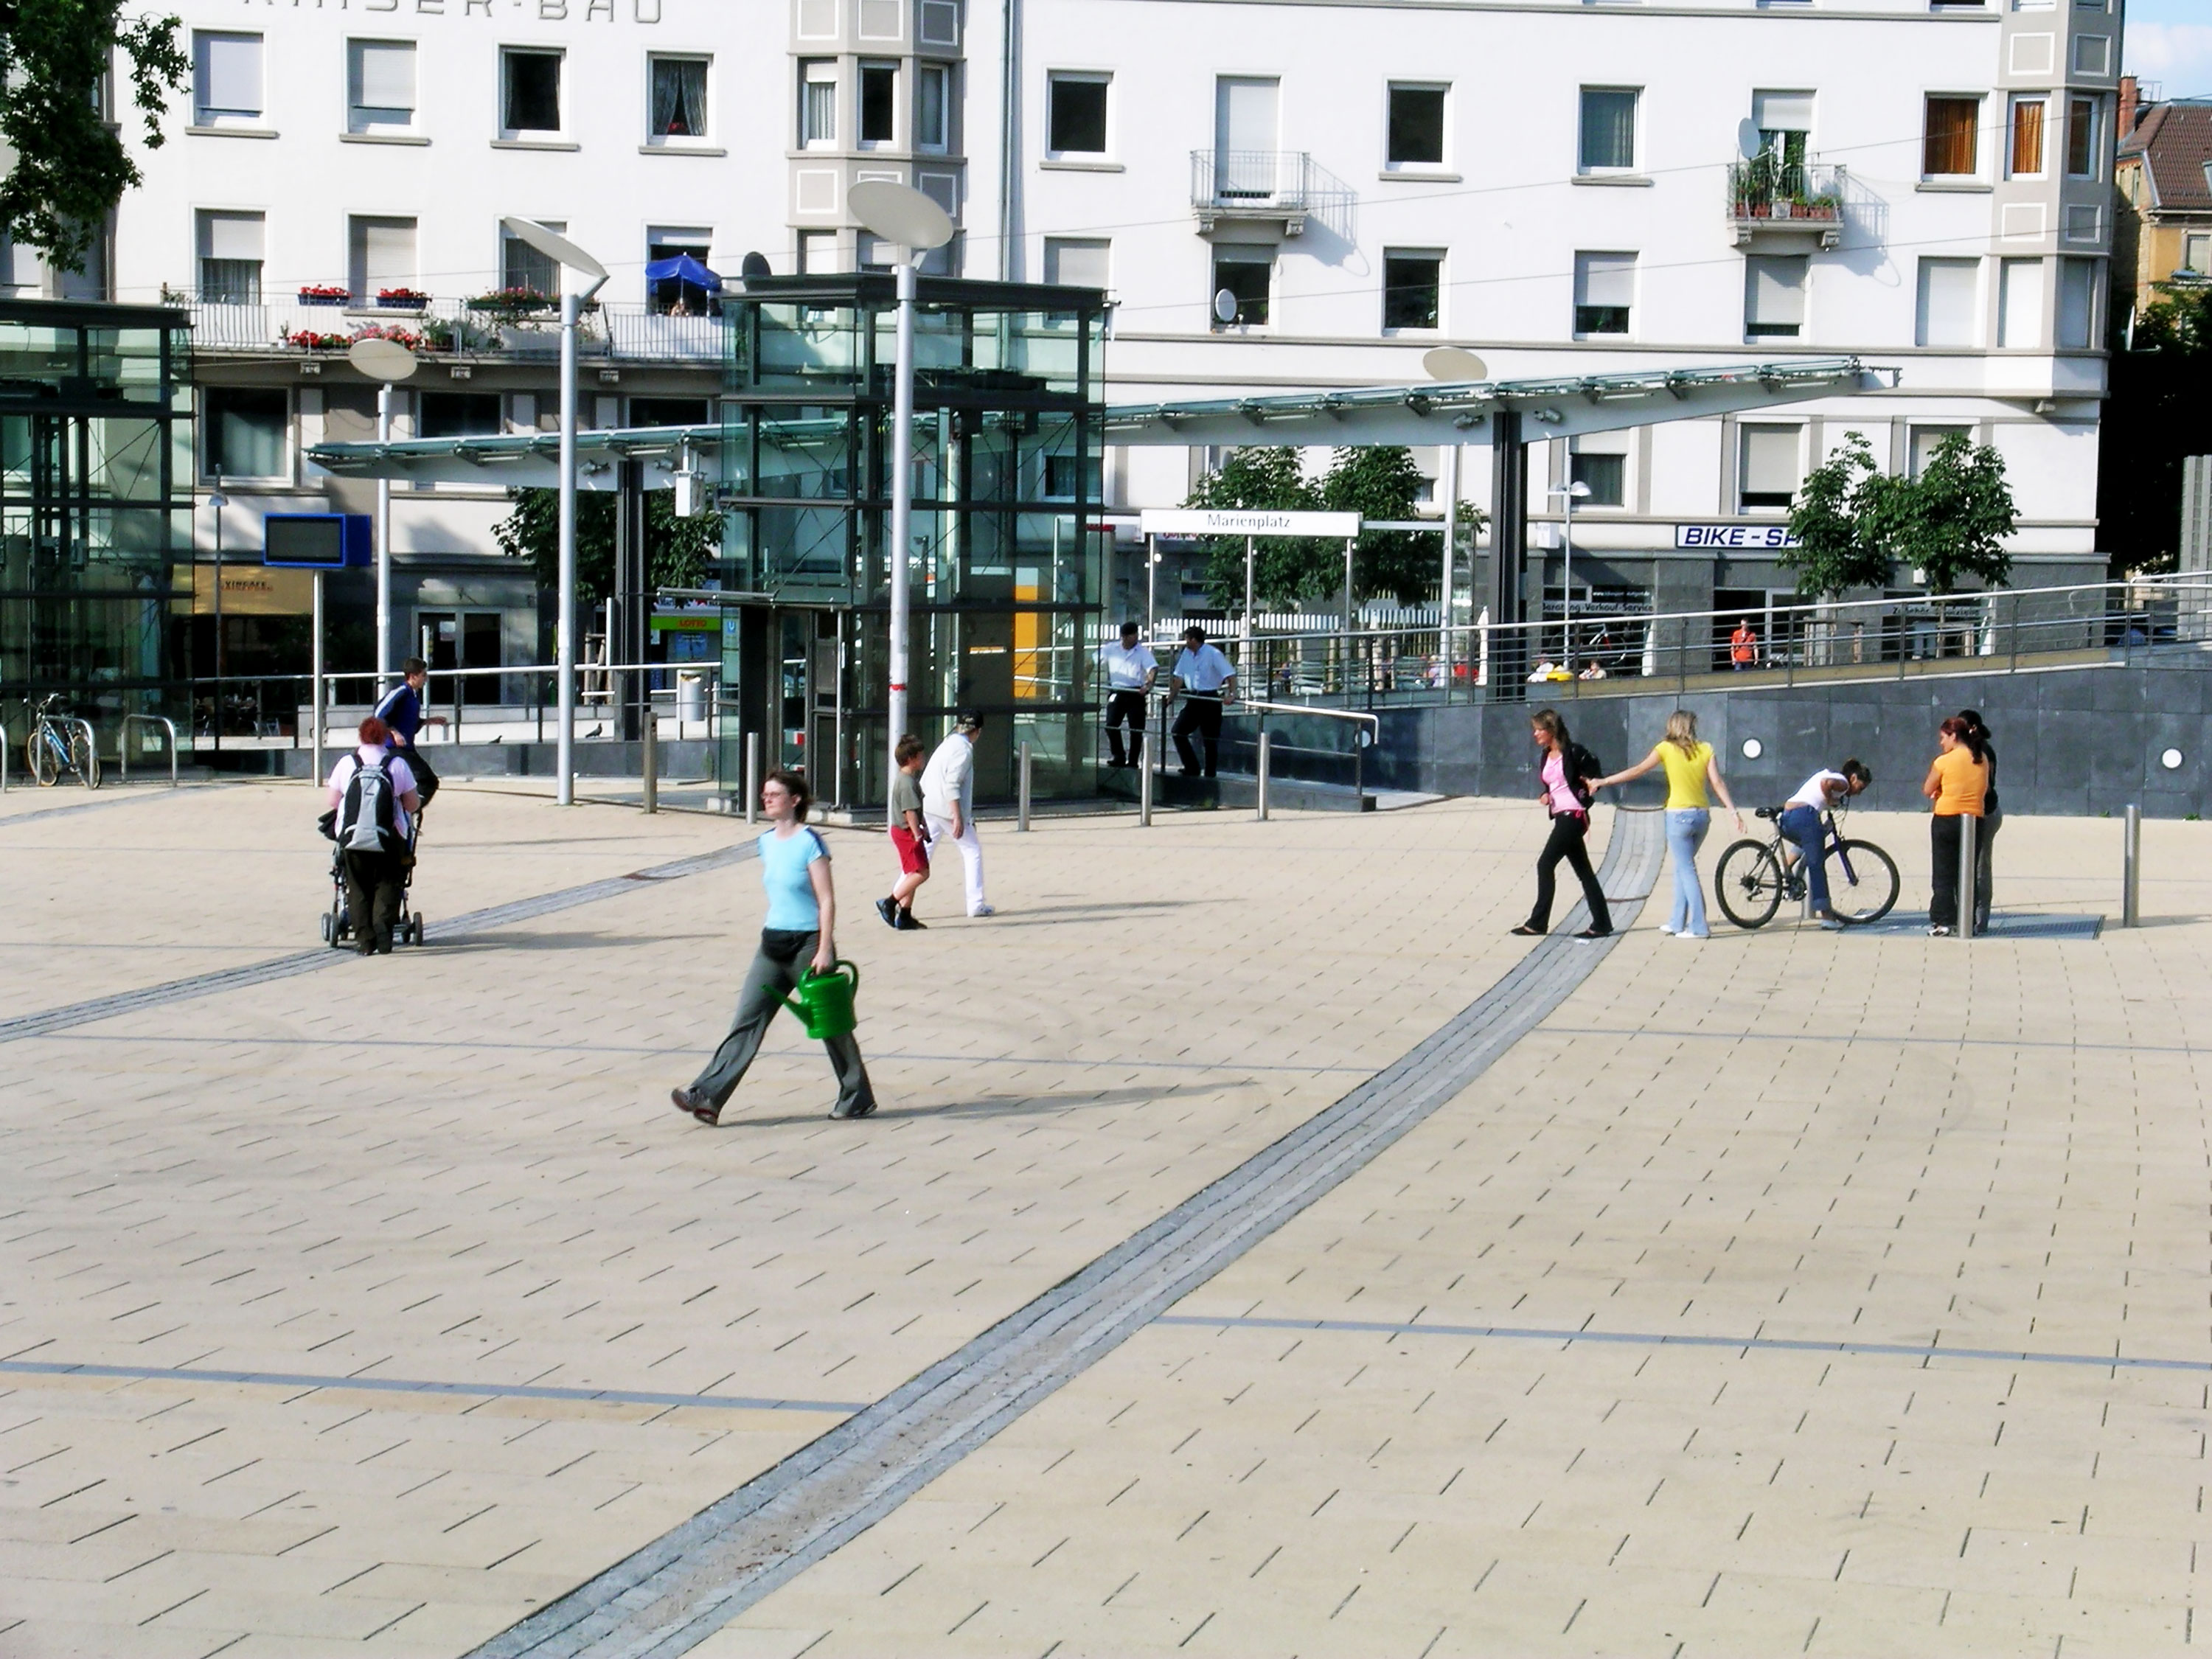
[782,959,860,1040]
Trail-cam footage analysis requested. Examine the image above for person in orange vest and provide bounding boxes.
[1729,619,1759,671]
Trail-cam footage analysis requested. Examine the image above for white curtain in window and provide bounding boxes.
[1574,252,1635,308]
[801,64,836,145]
[1044,238,1110,288]
[352,41,415,114]
[1916,258,1979,347]
[1739,426,1803,497]
[195,32,262,116]
[1745,254,1808,330]
[1579,88,1637,169]
[1998,257,2044,348]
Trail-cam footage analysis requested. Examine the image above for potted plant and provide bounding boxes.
[284,328,352,350]
[376,288,430,310]
[466,287,555,323]
[298,284,350,307]
[352,323,428,352]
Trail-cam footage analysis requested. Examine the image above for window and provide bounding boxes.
[1922,96,1980,177]
[915,173,960,275]
[1909,424,1969,478]
[648,55,708,141]
[1738,425,1801,512]
[1998,257,2043,347]
[630,397,712,428]
[1047,72,1107,156]
[1570,437,1627,507]
[1750,89,1813,173]
[348,40,416,133]
[192,31,262,125]
[418,393,503,439]
[1043,453,1102,500]
[2064,203,2104,243]
[2185,234,2212,277]
[647,226,714,313]
[1573,251,1635,336]
[858,63,897,145]
[2056,258,2097,347]
[917,63,950,150]
[501,221,562,296]
[2008,96,2047,176]
[797,229,836,274]
[348,217,417,302]
[195,210,263,304]
[1916,257,1979,346]
[204,386,288,479]
[856,232,893,271]
[1382,250,1442,330]
[1386,83,1446,167]
[919,0,959,44]
[501,49,562,134]
[800,60,836,147]
[1043,237,1110,289]
[1211,248,1270,326]
[1744,253,1808,340]
[1578,87,1638,173]
[2066,97,2101,176]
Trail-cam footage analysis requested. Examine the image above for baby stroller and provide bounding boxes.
[319,821,425,949]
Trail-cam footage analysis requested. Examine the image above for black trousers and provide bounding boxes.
[1528,811,1610,933]
[1929,814,1978,929]
[1104,690,1148,768]
[690,929,874,1116]
[342,849,406,953]
[400,743,439,807]
[1975,809,2000,927]
[1172,695,1224,776]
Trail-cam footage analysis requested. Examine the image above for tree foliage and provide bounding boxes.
[493,487,724,608]
[0,1,187,271]
[2098,284,2212,574]
[1784,429,2016,598]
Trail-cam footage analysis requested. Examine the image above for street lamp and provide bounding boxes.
[847,181,955,824]
[347,337,418,694]
[1422,349,1487,686]
[1546,479,1593,669]
[501,217,609,807]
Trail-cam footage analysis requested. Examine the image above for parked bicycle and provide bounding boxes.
[1715,804,1896,928]
[24,694,100,790]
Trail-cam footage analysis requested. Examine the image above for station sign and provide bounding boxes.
[263,513,372,569]
[1139,509,1363,538]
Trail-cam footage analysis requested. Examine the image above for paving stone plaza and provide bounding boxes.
[1,778,2206,1657]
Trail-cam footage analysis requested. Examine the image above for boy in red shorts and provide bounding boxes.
[876,734,932,931]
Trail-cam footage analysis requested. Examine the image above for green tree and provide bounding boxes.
[1,2,187,272]
[1185,446,1328,610]
[1783,431,1895,597]
[1897,431,2017,594]
[493,487,724,611]
[1320,445,1433,605]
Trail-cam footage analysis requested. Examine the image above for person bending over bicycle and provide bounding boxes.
[1779,760,1871,931]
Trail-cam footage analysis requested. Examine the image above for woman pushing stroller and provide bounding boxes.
[325,716,421,956]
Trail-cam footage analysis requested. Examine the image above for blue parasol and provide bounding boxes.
[644,254,723,291]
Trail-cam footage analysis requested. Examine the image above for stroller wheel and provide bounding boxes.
[411,917,426,947]
[319,913,333,944]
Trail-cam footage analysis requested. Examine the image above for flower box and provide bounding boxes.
[376,289,430,309]
[285,329,352,351]
[298,286,350,307]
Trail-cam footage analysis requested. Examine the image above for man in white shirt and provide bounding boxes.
[920,712,992,917]
[1169,625,1237,778]
[1096,621,1157,769]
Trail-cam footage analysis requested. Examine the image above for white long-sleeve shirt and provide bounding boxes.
[920,731,975,819]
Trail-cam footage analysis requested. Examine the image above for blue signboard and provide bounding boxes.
[264,513,372,568]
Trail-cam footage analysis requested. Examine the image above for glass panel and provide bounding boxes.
[1579,87,1637,170]
[1387,86,1445,166]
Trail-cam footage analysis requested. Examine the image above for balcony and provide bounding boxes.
[1190,150,1312,236]
[181,293,729,366]
[1726,161,1847,249]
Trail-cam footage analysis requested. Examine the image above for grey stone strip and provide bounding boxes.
[0,1357,862,1414]
[0,841,756,1045]
[0,783,215,830]
[1153,1314,2199,1375]
[467,810,1666,1659]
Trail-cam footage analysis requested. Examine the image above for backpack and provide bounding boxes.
[338,753,400,854]
[1565,741,1604,807]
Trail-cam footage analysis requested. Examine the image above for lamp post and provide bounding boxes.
[346,338,418,695]
[1546,479,1593,669]
[847,181,955,824]
[208,474,226,754]
[501,217,608,807]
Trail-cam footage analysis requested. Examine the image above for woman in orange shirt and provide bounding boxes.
[1921,715,1989,936]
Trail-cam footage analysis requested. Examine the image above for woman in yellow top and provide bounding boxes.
[1921,715,1989,936]
[1590,710,1745,938]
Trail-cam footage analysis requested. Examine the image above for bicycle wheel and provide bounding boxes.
[71,728,100,790]
[1715,839,1785,929]
[28,728,58,787]
[1828,839,1899,924]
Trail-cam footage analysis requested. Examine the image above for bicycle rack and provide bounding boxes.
[120,714,180,787]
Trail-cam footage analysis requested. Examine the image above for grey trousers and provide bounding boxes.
[690,928,874,1115]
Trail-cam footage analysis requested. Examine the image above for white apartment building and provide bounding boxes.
[65,0,2121,666]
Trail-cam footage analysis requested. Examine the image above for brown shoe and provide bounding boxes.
[670,1086,719,1126]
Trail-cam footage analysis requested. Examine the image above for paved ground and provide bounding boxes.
[0,776,2201,1658]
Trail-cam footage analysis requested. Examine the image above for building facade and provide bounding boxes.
[88,0,2123,690]
[2115,93,2211,323]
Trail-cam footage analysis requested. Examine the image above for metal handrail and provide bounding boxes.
[1233,698,1380,738]
[120,714,179,787]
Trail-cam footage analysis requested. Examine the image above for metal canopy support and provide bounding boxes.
[611,458,649,743]
[1488,411,1528,697]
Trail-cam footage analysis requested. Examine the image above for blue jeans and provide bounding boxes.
[1665,808,1711,934]
[1778,804,1829,914]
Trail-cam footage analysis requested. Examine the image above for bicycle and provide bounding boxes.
[1714,804,1896,928]
[24,694,100,790]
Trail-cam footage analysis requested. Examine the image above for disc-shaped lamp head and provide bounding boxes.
[847,181,955,254]
[1422,346,1489,383]
[347,338,419,382]
[498,216,608,282]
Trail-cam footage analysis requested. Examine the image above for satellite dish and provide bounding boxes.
[848,181,955,254]
[1422,346,1488,382]
[347,338,418,383]
[740,251,772,279]
[498,215,607,282]
[1736,118,1765,161]
[1213,288,1240,325]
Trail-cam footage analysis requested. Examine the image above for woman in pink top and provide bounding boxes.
[1512,708,1612,939]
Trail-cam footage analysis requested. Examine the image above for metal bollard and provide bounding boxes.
[1138,731,1152,827]
[1956,812,1977,939]
[2124,803,2141,928]
[744,731,762,824]
[1256,729,1271,821]
[641,714,658,815]
[1017,740,1032,831]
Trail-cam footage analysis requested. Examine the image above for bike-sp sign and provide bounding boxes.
[1674,524,1802,549]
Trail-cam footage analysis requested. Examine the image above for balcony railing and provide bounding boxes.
[1726,161,1846,247]
[1190,150,1312,234]
[181,293,730,365]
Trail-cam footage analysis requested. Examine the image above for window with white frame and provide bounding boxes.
[2066,96,2101,177]
[647,226,714,313]
[2185,233,2212,277]
[1043,237,1110,289]
[1737,425,1802,512]
[917,62,951,150]
[799,60,837,147]
[192,32,263,126]
[1047,72,1108,156]
[858,62,897,145]
[1569,433,1628,508]
[797,229,837,274]
[204,386,288,481]
[1998,257,2044,347]
[348,217,417,303]
[1744,254,1808,340]
[648,55,709,142]
[501,220,563,296]
[501,48,562,135]
[1382,250,1443,330]
[2007,95,2048,177]
[1915,257,1980,346]
[1386,83,1447,168]
[1211,247,1270,327]
[1578,87,1638,173]
[1909,423,1970,478]
[1921,95,1982,178]
[1573,251,1635,336]
[196,210,263,304]
[2056,257,2098,347]
[348,40,416,133]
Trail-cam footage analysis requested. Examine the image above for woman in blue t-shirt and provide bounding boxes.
[672,769,875,1125]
